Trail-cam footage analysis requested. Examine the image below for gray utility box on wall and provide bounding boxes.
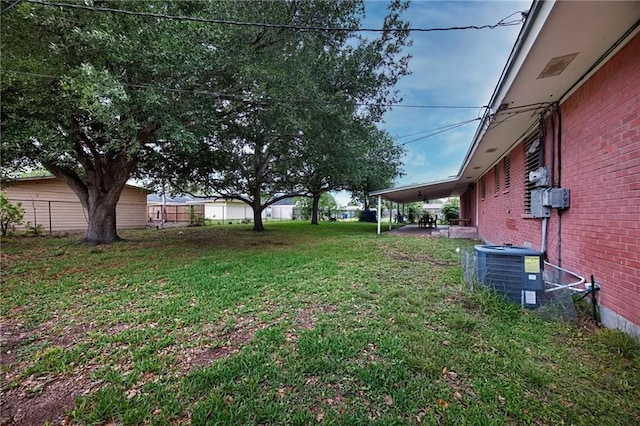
[544,188,570,209]
[531,190,551,218]
[475,245,544,308]
[531,188,571,217]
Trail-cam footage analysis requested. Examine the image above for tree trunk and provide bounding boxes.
[44,153,134,245]
[251,191,265,232]
[82,191,121,244]
[252,207,264,231]
[311,193,321,225]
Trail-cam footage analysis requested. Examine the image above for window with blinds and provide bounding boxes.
[494,165,500,194]
[480,176,486,199]
[524,136,543,213]
[504,155,511,190]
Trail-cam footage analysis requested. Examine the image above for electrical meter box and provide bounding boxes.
[531,190,551,218]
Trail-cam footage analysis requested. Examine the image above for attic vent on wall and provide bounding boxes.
[525,136,543,213]
[537,53,578,79]
[504,155,511,189]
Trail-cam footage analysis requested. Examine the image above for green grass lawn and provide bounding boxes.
[1,221,639,425]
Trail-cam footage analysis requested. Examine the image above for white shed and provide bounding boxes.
[2,176,151,232]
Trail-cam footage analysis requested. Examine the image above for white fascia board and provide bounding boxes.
[458,0,555,176]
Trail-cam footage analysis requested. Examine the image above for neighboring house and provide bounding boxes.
[204,199,257,222]
[148,194,295,223]
[266,198,295,220]
[373,1,640,338]
[2,176,151,232]
[205,198,294,221]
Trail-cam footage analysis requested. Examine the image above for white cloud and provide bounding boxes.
[364,0,530,186]
[405,152,428,167]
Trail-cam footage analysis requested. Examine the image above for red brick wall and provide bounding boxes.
[472,142,544,249]
[461,33,640,329]
[459,181,477,225]
[558,33,640,327]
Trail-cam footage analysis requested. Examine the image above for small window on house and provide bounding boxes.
[504,155,511,190]
[480,176,486,199]
[524,135,543,213]
[494,165,500,194]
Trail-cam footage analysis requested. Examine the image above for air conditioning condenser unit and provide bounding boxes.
[475,245,544,308]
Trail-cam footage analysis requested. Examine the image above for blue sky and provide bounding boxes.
[363,0,530,186]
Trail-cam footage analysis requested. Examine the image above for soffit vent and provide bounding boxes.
[537,53,579,79]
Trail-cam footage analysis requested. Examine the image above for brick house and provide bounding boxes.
[373,1,640,338]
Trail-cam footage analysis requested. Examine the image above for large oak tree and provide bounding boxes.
[1,1,224,243]
[2,0,411,238]
[162,0,411,231]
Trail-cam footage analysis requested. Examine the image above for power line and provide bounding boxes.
[1,0,22,15]
[387,105,482,110]
[395,117,485,139]
[486,103,551,131]
[399,118,481,146]
[1,70,486,110]
[23,0,526,33]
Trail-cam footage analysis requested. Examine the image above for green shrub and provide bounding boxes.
[0,192,24,236]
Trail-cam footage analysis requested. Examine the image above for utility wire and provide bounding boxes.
[2,70,485,110]
[395,117,484,139]
[1,0,22,15]
[486,103,550,131]
[389,105,482,109]
[23,0,526,33]
[399,118,481,146]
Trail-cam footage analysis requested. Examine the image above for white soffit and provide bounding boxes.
[461,0,640,181]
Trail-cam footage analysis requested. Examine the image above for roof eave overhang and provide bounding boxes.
[458,0,640,182]
[370,1,640,204]
[371,177,461,204]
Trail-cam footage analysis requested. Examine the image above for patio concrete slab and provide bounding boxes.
[388,224,478,239]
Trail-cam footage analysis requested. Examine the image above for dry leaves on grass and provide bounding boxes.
[436,398,449,408]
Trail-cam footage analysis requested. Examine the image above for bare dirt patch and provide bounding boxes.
[298,305,335,331]
[1,373,101,426]
[383,245,457,266]
[169,312,286,372]
[0,316,101,426]
[0,304,338,424]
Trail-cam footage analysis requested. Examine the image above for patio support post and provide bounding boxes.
[377,196,381,235]
[388,201,392,230]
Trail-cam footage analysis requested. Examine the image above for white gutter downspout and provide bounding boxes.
[377,196,381,235]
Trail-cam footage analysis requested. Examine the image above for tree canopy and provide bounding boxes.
[1,0,226,242]
[1,0,411,239]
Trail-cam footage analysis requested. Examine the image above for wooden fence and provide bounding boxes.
[147,204,205,224]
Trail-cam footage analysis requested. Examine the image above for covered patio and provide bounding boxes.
[370,177,476,238]
[389,224,448,237]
